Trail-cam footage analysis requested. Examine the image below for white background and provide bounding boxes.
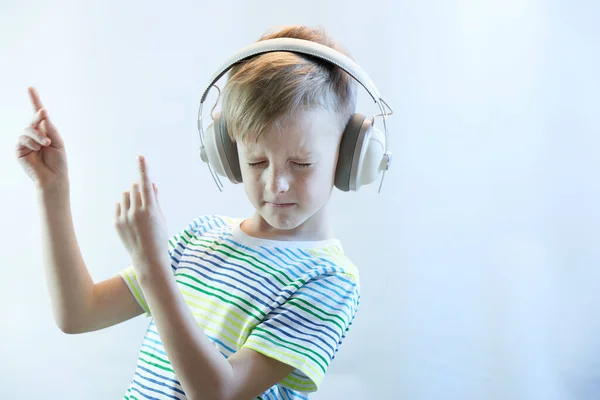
[1,0,599,399]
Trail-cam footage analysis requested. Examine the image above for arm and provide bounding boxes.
[38,181,95,333]
[38,183,144,334]
[139,268,294,400]
[112,157,295,399]
[18,87,142,334]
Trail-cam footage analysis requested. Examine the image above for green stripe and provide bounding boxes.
[195,239,293,287]
[281,380,315,392]
[250,332,327,374]
[289,297,347,328]
[254,326,329,368]
[177,276,264,322]
[139,350,175,374]
[286,298,345,331]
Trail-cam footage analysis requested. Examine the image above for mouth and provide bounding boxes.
[265,202,296,208]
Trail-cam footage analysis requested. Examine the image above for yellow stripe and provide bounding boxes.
[243,337,323,386]
[179,287,249,329]
[188,309,244,345]
[122,267,150,315]
[243,342,318,391]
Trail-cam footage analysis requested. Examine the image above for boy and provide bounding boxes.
[16,26,361,399]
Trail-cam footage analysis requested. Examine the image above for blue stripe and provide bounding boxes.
[294,289,353,319]
[205,333,236,354]
[131,378,180,399]
[130,386,161,400]
[191,218,210,235]
[204,216,216,231]
[297,247,339,267]
[315,273,358,295]
[282,387,309,400]
[268,308,339,342]
[137,365,181,387]
[191,239,286,292]
[259,246,302,279]
[176,263,272,309]
[220,234,302,279]
[179,249,284,302]
[312,279,354,302]
[261,319,334,357]
[204,232,295,281]
[141,342,168,358]
[126,215,360,400]
[307,280,356,304]
[144,336,166,351]
[134,371,186,396]
[274,247,314,275]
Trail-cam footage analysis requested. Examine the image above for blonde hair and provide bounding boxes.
[220,25,358,143]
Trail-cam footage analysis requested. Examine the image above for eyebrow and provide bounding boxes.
[291,151,315,158]
[243,149,317,159]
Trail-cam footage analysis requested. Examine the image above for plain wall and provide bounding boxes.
[1,0,599,399]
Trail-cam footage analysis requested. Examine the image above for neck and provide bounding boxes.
[243,206,334,242]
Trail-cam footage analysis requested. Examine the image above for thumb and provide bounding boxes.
[43,114,65,148]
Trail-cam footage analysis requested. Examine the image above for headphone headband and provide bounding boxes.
[199,37,382,106]
[197,37,393,194]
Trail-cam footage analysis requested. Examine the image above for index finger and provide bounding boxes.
[28,87,44,112]
[138,155,153,205]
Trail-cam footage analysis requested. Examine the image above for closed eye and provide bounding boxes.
[248,161,267,168]
[292,162,312,168]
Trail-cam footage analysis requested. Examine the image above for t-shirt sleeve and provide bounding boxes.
[241,272,360,392]
[118,215,223,317]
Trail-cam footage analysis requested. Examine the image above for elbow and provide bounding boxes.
[56,316,87,335]
[186,380,233,400]
[57,321,78,335]
[186,388,227,400]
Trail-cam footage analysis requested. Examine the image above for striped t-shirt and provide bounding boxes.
[119,214,360,399]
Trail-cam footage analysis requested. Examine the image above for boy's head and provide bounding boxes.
[221,25,358,233]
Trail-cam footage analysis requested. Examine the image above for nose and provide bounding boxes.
[266,167,290,195]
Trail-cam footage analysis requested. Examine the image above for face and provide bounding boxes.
[237,108,343,237]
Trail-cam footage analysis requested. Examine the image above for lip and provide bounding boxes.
[265,202,296,208]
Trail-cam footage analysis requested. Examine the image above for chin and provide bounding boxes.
[260,207,307,232]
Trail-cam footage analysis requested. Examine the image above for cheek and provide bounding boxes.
[297,169,332,197]
[241,170,262,198]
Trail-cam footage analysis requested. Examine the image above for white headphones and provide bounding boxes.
[197,37,393,193]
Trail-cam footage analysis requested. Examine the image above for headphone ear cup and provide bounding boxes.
[357,126,386,187]
[201,113,243,184]
[335,114,382,191]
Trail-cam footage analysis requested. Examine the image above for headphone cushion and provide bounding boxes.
[358,126,385,187]
[335,114,370,191]
[213,113,243,184]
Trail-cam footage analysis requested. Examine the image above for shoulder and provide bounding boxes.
[168,214,243,254]
[189,214,242,231]
[300,242,360,285]
[174,214,243,237]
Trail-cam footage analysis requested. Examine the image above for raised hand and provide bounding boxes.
[115,156,169,280]
[16,87,69,190]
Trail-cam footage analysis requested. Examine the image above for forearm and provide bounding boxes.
[139,269,234,400]
[37,180,94,333]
